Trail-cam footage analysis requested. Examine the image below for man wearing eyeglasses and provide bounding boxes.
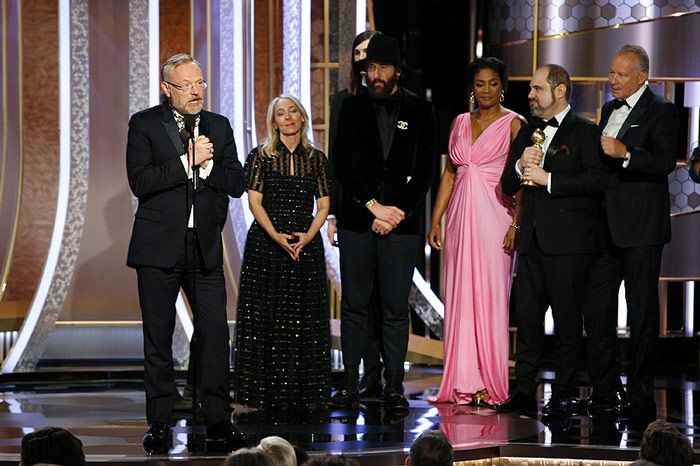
[126,53,246,454]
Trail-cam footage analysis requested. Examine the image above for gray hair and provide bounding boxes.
[161,53,201,81]
[617,44,650,73]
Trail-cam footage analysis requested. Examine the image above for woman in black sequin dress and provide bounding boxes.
[234,95,331,413]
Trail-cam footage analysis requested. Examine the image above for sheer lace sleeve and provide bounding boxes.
[314,150,330,198]
[244,148,265,192]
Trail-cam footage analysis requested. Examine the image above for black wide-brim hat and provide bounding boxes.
[365,34,407,70]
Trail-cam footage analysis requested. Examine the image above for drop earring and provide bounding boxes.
[469,92,475,104]
[500,90,505,102]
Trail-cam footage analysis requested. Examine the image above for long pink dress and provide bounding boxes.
[432,112,517,404]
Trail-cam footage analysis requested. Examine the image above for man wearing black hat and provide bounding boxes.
[330,34,436,411]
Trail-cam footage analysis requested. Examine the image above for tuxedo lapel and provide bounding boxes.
[544,111,576,170]
[161,105,185,154]
[599,102,613,130]
[616,87,651,140]
[198,113,210,138]
[385,95,410,165]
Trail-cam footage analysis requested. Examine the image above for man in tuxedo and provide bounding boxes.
[126,53,246,453]
[493,64,607,416]
[583,45,678,416]
[330,34,436,411]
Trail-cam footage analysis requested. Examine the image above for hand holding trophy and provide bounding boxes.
[521,128,546,187]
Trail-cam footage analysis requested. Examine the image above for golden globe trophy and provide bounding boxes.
[521,128,545,187]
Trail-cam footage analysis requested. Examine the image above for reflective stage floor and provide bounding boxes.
[0,366,698,465]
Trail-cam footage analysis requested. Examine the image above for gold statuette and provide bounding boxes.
[521,128,545,187]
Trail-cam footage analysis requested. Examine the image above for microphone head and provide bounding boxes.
[184,114,197,134]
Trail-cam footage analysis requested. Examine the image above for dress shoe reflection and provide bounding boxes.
[589,416,624,446]
[586,386,627,417]
[490,392,537,416]
[381,407,407,441]
[624,406,658,445]
[620,395,657,419]
[542,396,584,417]
[357,402,407,442]
[542,415,573,434]
[143,421,172,455]
[204,420,247,453]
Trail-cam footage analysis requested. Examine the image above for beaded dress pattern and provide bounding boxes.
[234,143,331,411]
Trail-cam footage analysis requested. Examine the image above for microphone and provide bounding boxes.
[183,114,199,187]
[184,114,197,138]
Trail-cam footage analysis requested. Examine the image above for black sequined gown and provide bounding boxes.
[234,143,331,412]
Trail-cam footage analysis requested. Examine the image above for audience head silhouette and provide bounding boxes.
[635,419,694,466]
[406,430,454,466]
[20,427,86,466]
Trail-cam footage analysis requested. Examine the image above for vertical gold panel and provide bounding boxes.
[4,0,58,302]
[254,0,282,143]
[159,0,191,64]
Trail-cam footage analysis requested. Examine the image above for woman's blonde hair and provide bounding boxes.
[258,436,296,466]
[261,95,314,157]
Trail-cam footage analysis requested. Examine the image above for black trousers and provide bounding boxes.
[583,242,663,403]
[338,229,419,385]
[513,239,594,398]
[136,230,230,425]
[361,276,384,388]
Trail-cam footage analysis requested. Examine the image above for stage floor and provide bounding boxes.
[0,366,698,465]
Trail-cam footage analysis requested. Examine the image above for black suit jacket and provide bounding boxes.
[599,87,678,248]
[332,88,436,234]
[501,110,607,255]
[126,104,245,270]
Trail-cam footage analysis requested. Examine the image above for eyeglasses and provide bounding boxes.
[165,80,208,92]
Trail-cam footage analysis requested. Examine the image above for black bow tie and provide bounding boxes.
[612,99,630,110]
[545,117,559,128]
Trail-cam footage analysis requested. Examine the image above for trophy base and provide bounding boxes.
[520,180,538,187]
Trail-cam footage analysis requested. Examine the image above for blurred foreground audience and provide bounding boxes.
[20,427,86,466]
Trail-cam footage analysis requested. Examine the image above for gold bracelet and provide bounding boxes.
[365,198,377,209]
[510,222,520,230]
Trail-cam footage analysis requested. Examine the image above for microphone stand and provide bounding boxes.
[183,115,200,434]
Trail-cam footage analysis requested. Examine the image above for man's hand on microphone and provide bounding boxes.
[188,136,214,167]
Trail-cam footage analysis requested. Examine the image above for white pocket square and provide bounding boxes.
[630,124,639,128]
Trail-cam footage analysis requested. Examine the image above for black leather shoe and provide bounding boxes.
[620,396,656,418]
[587,388,627,416]
[383,390,409,413]
[327,389,359,408]
[542,396,584,416]
[490,392,537,415]
[205,420,247,453]
[143,422,172,455]
[358,382,383,400]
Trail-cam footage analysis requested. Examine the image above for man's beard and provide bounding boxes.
[530,101,545,117]
[530,90,555,117]
[368,73,399,99]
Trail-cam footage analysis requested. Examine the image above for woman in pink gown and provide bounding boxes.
[428,57,525,405]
